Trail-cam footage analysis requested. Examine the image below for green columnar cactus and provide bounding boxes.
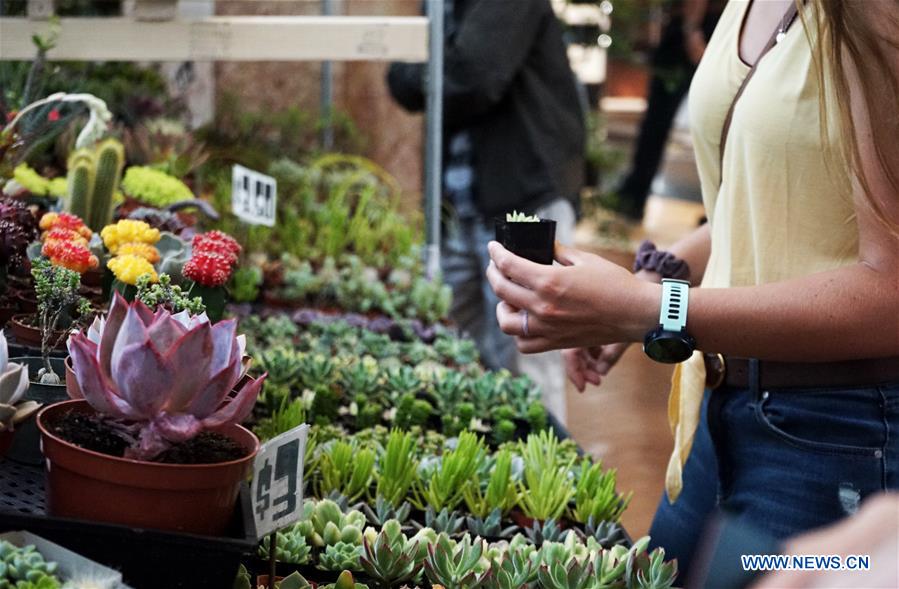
[87,138,125,230]
[65,139,125,231]
[66,149,96,222]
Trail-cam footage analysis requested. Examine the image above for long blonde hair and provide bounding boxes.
[808,0,899,235]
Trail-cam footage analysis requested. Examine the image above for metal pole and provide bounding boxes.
[321,0,334,150]
[424,0,444,279]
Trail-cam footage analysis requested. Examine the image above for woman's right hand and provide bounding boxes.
[563,343,630,392]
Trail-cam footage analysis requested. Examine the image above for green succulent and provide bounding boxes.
[413,507,465,537]
[464,449,519,518]
[121,165,194,206]
[572,459,632,525]
[0,542,61,589]
[319,542,363,572]
[258,527,312,565]
[362,497,412,528]
[375,430,419,507]
[320,570,368,589]
[480,547,537,589]
[506,211,540,222]
[318,440,375,502]
[523,518,569,546]
[413,431,485,511]
[579,517,627,549]
[359,519,421,588]
[492,419,517,445]
[465,508,518,540]
[536,552,594,589]
[423,534,485,589]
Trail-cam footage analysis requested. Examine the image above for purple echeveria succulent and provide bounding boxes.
[67,292,265,461]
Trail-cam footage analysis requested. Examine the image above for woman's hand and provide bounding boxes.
[563,344,629,392]
[485,241,660,354]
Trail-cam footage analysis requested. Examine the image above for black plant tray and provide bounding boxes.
[0,459,258,589]
[6,339,66,359]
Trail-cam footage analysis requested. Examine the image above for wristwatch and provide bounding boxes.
[643,279,696,364]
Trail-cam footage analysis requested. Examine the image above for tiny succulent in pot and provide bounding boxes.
[359,519,422,587]
[424,534,486,589]
[66,292,265,460]
[0,330,38,432]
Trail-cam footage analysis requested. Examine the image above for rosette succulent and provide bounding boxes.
[66,293,265,460]
[0,197,39,275]
[0,331,38,432]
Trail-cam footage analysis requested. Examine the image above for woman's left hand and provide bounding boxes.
[486,241,661,354]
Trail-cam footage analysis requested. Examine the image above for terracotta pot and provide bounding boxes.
[8,315,67,350]
[5,356,69,465]
[37,399,259,536]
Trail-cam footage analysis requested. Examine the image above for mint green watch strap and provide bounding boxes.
[659,279,690,332]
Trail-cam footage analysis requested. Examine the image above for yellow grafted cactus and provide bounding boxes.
[115,242,161,263]
[101,220,161,253]
[108,254,158,285]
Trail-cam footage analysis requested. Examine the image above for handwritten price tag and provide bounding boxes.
[251,424,309,537]
[232,164,277,227]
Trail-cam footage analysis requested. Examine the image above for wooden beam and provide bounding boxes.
[0,16,428,62]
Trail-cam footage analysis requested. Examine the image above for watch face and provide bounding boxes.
[644,334,693,364]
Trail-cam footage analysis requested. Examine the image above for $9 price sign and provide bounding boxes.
[251,424,309,537]
[232,164,277,227]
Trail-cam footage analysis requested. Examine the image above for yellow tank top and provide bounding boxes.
[665,0,858,502]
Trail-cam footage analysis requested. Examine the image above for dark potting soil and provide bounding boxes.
[52,411,246,464]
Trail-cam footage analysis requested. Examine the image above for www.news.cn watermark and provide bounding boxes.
[742,554,871,572]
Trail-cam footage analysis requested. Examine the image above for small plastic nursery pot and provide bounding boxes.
[494,218,557,265]
[5,356,68,466]
[36,399,260,536]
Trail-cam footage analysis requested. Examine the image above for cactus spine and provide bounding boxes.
[65,138,125,231]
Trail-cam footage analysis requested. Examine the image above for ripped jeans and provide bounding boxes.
[648,361,899,580]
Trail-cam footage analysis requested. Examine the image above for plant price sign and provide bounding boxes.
[251,424,309,537]
[232,164,277,227]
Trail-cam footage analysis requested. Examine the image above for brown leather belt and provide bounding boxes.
[703,353,899,390]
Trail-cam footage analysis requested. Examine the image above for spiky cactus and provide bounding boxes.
[87,139,125,230]
[65,139,124,232]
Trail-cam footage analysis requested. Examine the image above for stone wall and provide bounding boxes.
[214,0,425,200]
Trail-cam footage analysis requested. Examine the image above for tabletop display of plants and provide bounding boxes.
[245,428,674,589]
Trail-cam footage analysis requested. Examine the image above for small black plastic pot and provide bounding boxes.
[5,356,68,466]
[494,218,557,265]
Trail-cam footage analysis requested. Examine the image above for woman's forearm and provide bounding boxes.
[668,223,711,285]
[677,263,899,361]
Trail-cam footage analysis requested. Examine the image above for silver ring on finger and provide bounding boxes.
[521,309,529,337]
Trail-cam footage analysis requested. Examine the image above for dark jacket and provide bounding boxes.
[387,0,585,218]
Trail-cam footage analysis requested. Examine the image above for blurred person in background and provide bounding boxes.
[608,0,724,222]
[387,0,585,422]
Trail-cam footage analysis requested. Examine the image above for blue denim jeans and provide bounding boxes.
[649,360,899,581]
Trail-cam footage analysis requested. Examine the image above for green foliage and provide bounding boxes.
[376,430,419,507]
[463,449,519,518]
[465,508,518,540]
[30,258,91,383]
[536,551,594,589]
[319,542,363,572]
[318,440,375,502]
[359,519,422,587]
[480,546,536,589]
[0,541,61,589]
[416,507,464,537]
[362,497,412,529]
[120,165,193,207]
[413,432,485,511]
[518,431,576,522]
[393,393,432,431]
[423,534,485,589]
[505,210,540,222]
[259,527,312,565]
[524,518,568,547]
[135,273,205,314]
[572,460,632,525]
[229,266,262,303]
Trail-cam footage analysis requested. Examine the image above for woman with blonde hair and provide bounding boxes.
[487,0,899,579]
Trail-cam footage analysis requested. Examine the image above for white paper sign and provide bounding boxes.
[251,423,309,538]
[232,164,277,227]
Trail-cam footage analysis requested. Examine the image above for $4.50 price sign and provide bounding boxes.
[232,164,277,227]
[251,424,309,537]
